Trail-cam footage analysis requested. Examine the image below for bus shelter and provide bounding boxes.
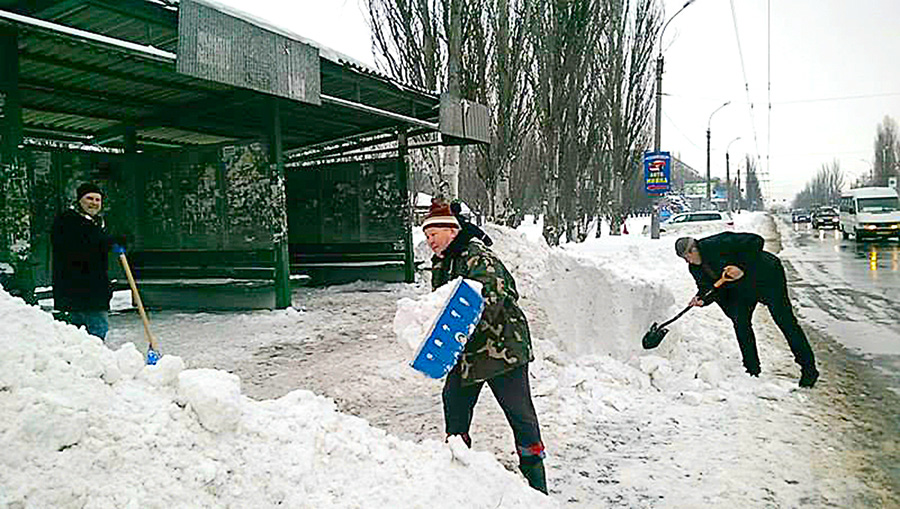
[0,0,488,309]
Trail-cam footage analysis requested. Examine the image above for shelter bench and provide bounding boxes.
[290,242,408,285]
[124,249,303,310]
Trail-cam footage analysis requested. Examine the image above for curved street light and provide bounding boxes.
[726,136,742,212]
[651,0,697,239]
[706,100,731,204]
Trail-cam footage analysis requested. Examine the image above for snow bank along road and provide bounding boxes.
[6,212,894,507]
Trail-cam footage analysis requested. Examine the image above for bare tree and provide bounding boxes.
[530,0,606,246]
[597,0,660,237]
[464,0,535,224]
[873,115,900,186]
[368,0,472,202]
[367,0,443,90]
[791,159,844,210]
[744,155,764,211]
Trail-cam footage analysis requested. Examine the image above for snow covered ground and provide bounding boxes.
[2,212,896,507]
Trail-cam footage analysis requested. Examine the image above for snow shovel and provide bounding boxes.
[114,245,161,365]
[642,274,733,350]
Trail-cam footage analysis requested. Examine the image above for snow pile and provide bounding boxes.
[393,277,483,352]
[482,223,675,360]
[0,290,556,508]
[478,212,804,404]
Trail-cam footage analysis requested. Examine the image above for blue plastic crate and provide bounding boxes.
[411,278,485,379]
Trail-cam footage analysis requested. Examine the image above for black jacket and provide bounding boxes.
[51,208,114,311]
[688,232,778,307]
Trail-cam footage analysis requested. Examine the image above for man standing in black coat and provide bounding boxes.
[51,183,123,340]
[675,232,819,388]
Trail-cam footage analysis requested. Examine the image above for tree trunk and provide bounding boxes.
[542,136,560,246]
[441,0,462,200]
[494,159,511,222]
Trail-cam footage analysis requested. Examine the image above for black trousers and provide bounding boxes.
[722,256,816,375]
[443,363,545,460]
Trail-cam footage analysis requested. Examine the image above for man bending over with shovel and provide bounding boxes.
[675,232,819,388]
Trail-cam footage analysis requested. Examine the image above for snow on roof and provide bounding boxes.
[844,186,899,198]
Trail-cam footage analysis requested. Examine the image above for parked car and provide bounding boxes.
[656,210,734,234]
[811,206,839,229]
[791,209,811,223]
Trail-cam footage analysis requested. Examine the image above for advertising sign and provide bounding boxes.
[644,151,671,195]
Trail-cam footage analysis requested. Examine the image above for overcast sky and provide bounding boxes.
[216,0,900,205]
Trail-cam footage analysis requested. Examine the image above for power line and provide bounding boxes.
[773,92,900,105]
[766,0,772,200]
[663,91,900,104]
[729,0,766,197]
[663,111,705,151]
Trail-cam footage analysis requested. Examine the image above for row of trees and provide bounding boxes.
[791,160,844,211]
[793,115,900,210]
[367,0,660,245]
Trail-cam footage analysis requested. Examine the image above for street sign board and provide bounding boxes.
[644,151,671,195]
[177,0,321,105]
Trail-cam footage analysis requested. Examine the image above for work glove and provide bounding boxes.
[111,233,128,253]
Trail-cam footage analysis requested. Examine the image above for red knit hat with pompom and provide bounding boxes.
[422,200,460,231]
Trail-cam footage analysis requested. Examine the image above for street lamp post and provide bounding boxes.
[651,0,695,239]
[726,136,741,212]
[706,100,730,206]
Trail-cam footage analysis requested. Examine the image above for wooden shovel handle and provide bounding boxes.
[117,253,159,352]
[713,273,735,288]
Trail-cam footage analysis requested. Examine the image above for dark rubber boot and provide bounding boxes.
[799,367,819,388]
[519,458,548,494]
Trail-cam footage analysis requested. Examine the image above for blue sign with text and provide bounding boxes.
[644,151,671,195]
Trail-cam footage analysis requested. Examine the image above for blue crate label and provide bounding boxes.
[393,277,483,352]
[398,278,485,378]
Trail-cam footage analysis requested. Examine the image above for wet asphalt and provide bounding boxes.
[779,218,900,393]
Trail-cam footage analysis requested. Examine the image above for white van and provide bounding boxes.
[838,187,900,240]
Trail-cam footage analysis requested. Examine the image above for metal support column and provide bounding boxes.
[0,26,34,303]
[397,129,415,283]
[269,99,291,308]
[726,151,731,212]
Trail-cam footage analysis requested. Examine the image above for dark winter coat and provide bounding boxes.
[431,225,533,385]
[688,231,782,308]
[51,208,114,311]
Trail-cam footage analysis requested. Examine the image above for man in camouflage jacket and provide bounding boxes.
[424,201,547,494]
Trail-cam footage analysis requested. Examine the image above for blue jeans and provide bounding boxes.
[63,311,109,340]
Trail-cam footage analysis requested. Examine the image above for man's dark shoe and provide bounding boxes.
[799,368,819,388]
[519,458,548,494]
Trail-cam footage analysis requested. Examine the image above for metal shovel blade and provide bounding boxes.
[642,322,669,350]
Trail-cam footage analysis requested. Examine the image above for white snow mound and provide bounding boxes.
[0,290,556,508]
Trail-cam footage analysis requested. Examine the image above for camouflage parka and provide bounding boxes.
[431,227,533,386]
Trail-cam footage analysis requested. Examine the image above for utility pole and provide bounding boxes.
[706,101,731,207]
[726,150,731,211]
[652,0,696,238]
[726,136,741,212]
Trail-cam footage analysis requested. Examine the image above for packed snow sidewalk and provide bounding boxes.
[1,212,894,507]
